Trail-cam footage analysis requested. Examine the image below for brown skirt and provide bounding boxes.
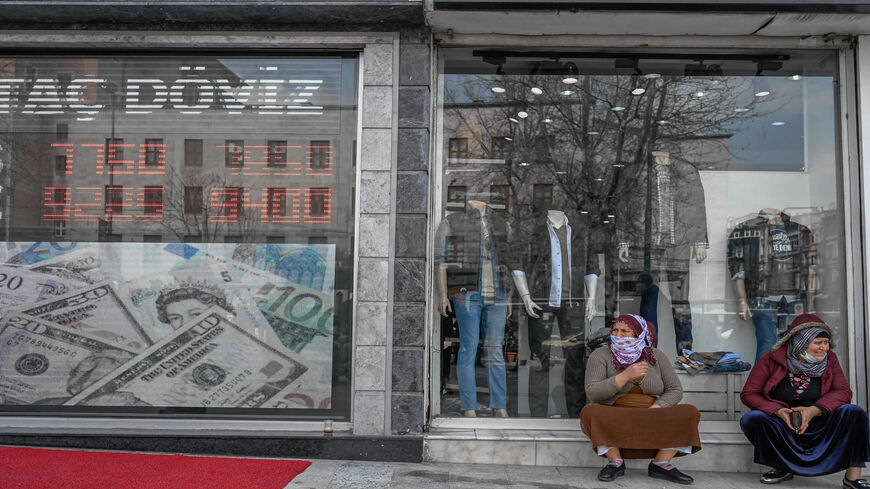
[580,403,702,459]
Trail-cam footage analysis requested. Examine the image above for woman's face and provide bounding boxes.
[165,298,209,330]
[611,321,637,338]
[804,337,830,361]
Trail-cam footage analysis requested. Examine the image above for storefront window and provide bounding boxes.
[436,49,847,419]
[0,55,358,419]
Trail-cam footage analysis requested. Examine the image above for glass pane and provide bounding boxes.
[436,49,845,419]
[0,55,358,419]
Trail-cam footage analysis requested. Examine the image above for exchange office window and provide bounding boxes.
[435,49,847,420]
[0,54,359,420]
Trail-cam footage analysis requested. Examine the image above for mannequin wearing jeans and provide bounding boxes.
[514,210,599,417]
[728,209,816,360]
[616,151,708,353]
[436,199,515,417]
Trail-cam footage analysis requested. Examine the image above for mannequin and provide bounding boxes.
[512,209,599,417]
[435,198,511,418]
[615,151,708,353]
[728,208,816,360]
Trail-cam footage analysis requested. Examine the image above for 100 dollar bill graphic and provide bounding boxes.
[66,309,310,408]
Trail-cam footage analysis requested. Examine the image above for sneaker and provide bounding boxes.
[761,469,793,484]
[844,477,870,489]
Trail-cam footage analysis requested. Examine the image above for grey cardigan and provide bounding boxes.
[584,346,683,407]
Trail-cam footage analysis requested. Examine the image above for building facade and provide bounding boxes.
[0,0,869,470]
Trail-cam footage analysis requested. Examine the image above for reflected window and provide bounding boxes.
[225,140,244,167]
[184,186,203,215]
[268,140,287,167]
[309,140,330,168]
[184,139,203,167]
[144,139,163,167]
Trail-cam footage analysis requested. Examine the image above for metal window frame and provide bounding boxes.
[428,37,866,430]
[0,30,383,436]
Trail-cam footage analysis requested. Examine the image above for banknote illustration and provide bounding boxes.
[163,243,336,292]
[119,265,281,346]
[0,264,86,313]
[17,282,155,352]
[0,314,135,405]
[66,309,311,408]
[6,242,89,266]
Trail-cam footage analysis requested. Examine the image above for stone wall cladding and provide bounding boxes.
[354,39,395,436]
[391,26,430,435]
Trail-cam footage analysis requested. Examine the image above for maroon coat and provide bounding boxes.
[740,347,852,415]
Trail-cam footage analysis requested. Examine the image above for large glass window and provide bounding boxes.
[436,49,847,419]
[0,55,358,419]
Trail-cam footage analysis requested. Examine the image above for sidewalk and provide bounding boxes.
[288,459,846,489]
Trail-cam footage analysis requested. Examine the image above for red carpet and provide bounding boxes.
[0,446,311,489]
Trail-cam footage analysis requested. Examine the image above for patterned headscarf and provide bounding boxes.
[609,314,657,371]
[787,327,829,377]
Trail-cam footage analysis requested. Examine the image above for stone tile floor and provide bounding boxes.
[287,459,847,488]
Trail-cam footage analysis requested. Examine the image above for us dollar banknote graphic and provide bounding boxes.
[0,314,135,405]
[17,282,154,352]
[66,309,310,408]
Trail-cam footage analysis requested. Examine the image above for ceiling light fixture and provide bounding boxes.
[562,62,579,84]
[518,111,529,118]
[543,118,553,123]
[491,87,505,93]
[509,117,519,123]
[790,75,802,81]
[531,87,543,95]
[631,88,646,96]
[561,90,573,96]
[611,106,625,112]
[771,121,786,126]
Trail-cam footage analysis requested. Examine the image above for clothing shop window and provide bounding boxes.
[0,54,358,420]
[435,48,848,420]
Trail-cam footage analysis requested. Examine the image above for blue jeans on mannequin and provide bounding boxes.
[749,296,806,361]
[451,290,507,411]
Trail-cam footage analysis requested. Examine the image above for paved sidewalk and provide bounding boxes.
[288,459,847,489]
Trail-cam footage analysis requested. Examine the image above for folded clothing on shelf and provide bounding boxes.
[675,349,751,374]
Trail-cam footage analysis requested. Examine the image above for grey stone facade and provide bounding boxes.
[391,26,431,435]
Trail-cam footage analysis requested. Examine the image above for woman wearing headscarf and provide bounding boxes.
[580,314,701,485]
[740,314,870,488]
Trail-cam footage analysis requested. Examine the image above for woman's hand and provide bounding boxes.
[649,404,662,409]
[791,406,823,435]
[774,407,795,431]
[615,361,649,388]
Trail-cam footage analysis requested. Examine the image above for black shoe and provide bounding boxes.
[597,462,625,482]
[648,462,693,485]
[844,477,870,489]
[760,469,793,484]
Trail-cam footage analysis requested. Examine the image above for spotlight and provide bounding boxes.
[562,62,579,84]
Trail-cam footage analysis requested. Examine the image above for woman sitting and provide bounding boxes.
[740,314,870,488]
[581,314,701,485]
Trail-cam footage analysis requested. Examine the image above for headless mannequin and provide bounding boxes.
[436,200,509,418]
[512,210,598,322]
[618,152,707,265]
[734,208,816,321]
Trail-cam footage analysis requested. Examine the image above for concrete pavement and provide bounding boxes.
[287,459,848,488]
